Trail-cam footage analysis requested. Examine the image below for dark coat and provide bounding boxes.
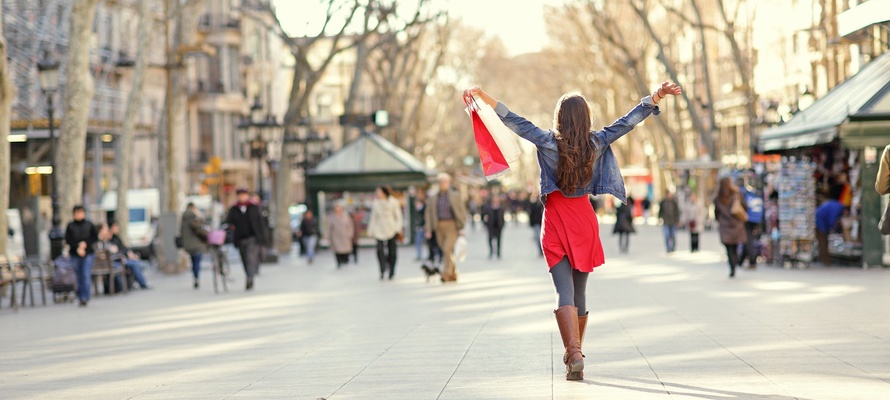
[714,193,748,245]
[65,219,98,255]
[528,200,544,227]
[658,198,681,226]
[482,206,505,235]
[613,204,635,234]
[225,203,267,245]
[180,210,208,253]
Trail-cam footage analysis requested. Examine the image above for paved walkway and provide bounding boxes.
[2,220,889,399]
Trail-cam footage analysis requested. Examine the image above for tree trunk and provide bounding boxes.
[274,158,292,253]
[0,5,15,255]
[689,0,720,143]
[629,1,716,160]
[58,0,101,228]
[116,0,151,242]
[715,0,757,154]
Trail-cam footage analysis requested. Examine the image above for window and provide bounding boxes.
[198,112,214,163]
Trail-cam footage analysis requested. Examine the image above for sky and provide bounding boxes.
[270,0,560,56]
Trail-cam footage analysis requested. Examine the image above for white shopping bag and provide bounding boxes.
[473,95,521,172]
[453,235,468,263]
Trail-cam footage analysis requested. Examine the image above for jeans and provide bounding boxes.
[189,252,203,279]
[124,259,149,288]
[742,222,759,266]
[662,225,677,252]
[376,235,398,278]
[414,227,425,259]
[237,237,259,280]
[303,235,318,261]
[72,254,95,302]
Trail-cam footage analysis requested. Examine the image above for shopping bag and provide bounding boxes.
[454,235,468,263]
[473,95,521,171]
[465,97,510,180]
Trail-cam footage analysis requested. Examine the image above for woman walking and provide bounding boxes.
[180,202,208,288]
[328,203,355,268]
[367,186,403,280]
[482,196,506,259]
[613,200,634,253]
[714,177,748,277]
[683,193,706,252]
[465,80,682,380]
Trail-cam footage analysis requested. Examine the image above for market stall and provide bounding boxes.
[759,51,890,267]
[306,131,436,246]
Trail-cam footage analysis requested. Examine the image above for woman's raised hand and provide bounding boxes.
[463,86,497,108]
[658,81,683,97]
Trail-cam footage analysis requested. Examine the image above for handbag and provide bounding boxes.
[730,194,748,222]
[174,236,183,248]
[880,201,890,235]
[454,235,468,263]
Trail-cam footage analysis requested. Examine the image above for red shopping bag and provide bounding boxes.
[466,98,510,180]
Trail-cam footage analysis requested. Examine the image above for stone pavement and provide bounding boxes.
[1,220,889,399]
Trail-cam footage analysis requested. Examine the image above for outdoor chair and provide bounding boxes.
[20,257,49,306]
[0,259,28,310]
[91,250,127,296]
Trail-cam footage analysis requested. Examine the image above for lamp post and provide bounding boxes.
[238,97,281,202]
[37,54,62,260]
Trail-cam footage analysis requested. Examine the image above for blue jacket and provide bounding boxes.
[494,97,660,203]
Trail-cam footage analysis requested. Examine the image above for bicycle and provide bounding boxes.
[207,228,230,294]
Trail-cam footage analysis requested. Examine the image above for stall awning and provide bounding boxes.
[307,131,435,192]
[840,78,890,148]
[759,51,890,151]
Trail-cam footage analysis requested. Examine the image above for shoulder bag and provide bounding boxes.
[731,194,748,222]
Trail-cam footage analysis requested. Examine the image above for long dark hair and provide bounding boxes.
[553,92,595,194]
[378,185,392,198]
[716,177,737,205]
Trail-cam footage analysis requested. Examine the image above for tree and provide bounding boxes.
[57,0,102,228]
[250,0,393,253]
[0,3,15,255]
[116,0,152,243]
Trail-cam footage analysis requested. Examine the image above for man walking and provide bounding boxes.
[225,188,266,290]
[65,205,98,307]
[425,173,467,283]
[658,191,681,253]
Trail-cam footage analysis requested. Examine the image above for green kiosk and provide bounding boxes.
[306,131,436,247]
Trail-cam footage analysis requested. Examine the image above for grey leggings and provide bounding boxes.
[550,256,589,315]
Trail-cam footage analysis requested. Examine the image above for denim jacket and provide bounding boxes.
[494,97,659,204]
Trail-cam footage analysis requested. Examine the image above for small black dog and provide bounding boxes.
[420,263,441,282]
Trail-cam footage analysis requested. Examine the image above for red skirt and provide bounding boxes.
[541,191,605,272]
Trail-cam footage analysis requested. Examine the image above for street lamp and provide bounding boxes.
[238,97,282,202]
[37,53,63,260]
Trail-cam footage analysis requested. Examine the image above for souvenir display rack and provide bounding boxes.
[777,157,816,268]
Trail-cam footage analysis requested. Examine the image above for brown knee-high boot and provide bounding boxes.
[554,306,584,380]
[577,312,588,378]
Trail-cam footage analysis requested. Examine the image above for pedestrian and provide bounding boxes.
[468,197,480,230]
[683,193,706,252]
[714,177,748,277]
[613,200,634,253]
[225,188,267,290]
[180,202,208,289]
[641,197,651,221]
[298,210,320,264]
[413,196,427,261]
[65,205,98,307]
[328,203,355,268]
[367,185,403,280]
[464,80,682,380]
[424,173,467,283]
[482,195,506,259]
[815,193,845,266]
[109,222,151,290]
[250,192,270,272]
[658,190,681,253]
[351,208,363,263]
[738,178,763,268]
[528,194,544,257]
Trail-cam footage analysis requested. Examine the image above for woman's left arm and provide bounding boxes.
[595,81,682,146]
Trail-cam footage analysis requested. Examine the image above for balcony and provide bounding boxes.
[198,13,242,33]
